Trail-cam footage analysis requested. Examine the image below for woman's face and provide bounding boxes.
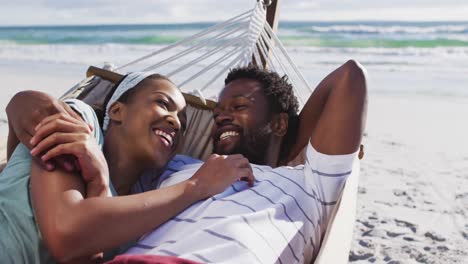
[116,78,186,170]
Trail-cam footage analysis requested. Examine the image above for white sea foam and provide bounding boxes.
[304,24,468,35]
[2,44,468,70]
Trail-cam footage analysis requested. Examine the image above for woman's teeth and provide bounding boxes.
[154,129,173,147]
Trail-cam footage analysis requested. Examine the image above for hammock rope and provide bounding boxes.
[114,1,313,106]
[166,33,247,78]
[178,45,245,88]
[143,25,248,72]
[116,9,253,70]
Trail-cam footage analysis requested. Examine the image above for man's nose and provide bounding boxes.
[215,110,233,125]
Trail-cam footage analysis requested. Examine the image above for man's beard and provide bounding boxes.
[213,123,272,164]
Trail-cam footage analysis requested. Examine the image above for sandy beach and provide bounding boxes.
[351,95,468,263]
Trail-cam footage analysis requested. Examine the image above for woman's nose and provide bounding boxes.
[167,113,181,131]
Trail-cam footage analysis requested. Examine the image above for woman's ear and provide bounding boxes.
[271,113,288,137]
[108,101,126,125]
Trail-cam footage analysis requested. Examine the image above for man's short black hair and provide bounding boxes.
[224,66,300,160]
[224,65,299,119]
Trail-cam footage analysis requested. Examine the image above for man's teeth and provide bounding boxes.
[220,131,239,140]
[154,129,173,146]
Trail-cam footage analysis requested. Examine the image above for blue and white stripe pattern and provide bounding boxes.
[127,144,357,264]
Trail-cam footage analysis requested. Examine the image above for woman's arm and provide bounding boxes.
[31,156,253,262]
[30,114,254,262]
[31,160,198,262]
[6,119,20,161]
[283,59,367,161]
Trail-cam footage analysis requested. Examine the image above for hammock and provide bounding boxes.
[59,1,360,263]
[61,67,359,264]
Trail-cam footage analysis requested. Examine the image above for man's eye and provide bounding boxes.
[234,105,247,110]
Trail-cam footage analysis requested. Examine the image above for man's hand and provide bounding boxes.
[30,113,109,197]
[6,90,89,171]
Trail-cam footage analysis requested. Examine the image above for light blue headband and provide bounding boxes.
[102,71,156,131]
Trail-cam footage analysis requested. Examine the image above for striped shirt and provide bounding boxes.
[127,144,358,264]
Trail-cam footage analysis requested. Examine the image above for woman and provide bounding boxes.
[0,72,254,263]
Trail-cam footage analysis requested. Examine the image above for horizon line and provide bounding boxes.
[1,20,468,28]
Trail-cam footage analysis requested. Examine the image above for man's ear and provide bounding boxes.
[271,113,288,137]
[108,101,126,126]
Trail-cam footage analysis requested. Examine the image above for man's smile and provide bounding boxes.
[219,131,240,141]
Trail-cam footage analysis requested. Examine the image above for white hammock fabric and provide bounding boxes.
[113,1,312,107]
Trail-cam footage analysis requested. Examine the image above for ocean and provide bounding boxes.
[2,21,468,47]
[0,21,467,97]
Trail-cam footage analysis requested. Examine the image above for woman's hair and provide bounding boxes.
[117,74,173,104]
[94,73,172,127]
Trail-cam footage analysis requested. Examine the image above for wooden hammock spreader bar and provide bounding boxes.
[86,66,217,111]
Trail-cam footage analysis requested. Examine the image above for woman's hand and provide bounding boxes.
[30,113,109,197]
[189,154,255,199]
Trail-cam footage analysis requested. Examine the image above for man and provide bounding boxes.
[6,60,367,263]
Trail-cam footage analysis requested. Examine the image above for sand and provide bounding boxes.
[350,95,468,263]
[0,61,467,263]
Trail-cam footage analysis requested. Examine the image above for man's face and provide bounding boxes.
[211,78,272,164]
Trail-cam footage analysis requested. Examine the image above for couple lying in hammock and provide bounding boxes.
[0,61,367,264]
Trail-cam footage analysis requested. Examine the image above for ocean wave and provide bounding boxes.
[2,43,468,68]
[1,42,468,99]
[2,22,468,48]
[280,36,468,48]
[0,44,163,66]
[300,24,468,35]
[6,35,467,48]
[0,34,185,45]
[287,46,468,57]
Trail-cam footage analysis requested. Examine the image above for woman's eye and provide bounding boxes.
[156,99,169,109]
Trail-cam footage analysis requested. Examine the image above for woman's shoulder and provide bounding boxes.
[0,144,32,188]
[63,99,104,147]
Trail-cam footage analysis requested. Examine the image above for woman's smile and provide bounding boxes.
[152,128,175,148]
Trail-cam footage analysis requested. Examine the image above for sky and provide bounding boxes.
[0,0,467,26]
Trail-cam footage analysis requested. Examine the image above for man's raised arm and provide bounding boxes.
[286,59,367,159]
[5,90,80,160]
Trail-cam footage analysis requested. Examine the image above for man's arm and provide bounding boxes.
[6,90,82,166]
[285,60,367,159]
[6,90,81,158]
